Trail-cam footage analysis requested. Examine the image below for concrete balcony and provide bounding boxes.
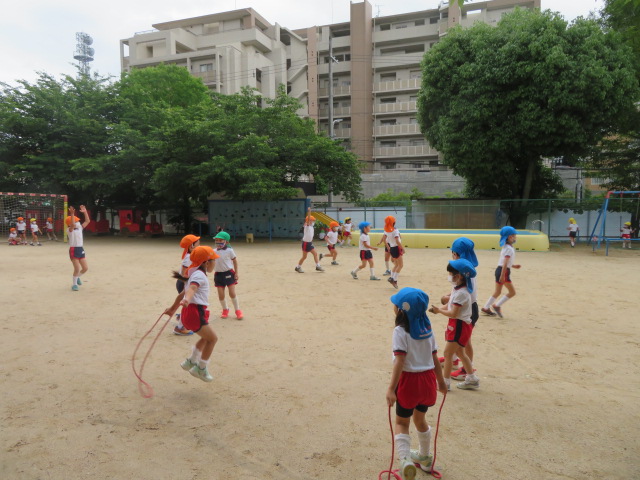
[317,61,352,75]
[374,79,420,93]
[375,145,438,158]
[318,106,351,118]
[374,124,422,136]
[193,71,217,84]
[318,85,351,97]
[374,101,417,114]
[373,53,423,69]
[373,24,439,44]
[323,127,351,138]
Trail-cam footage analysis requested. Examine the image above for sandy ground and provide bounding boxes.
[1,236,639,480]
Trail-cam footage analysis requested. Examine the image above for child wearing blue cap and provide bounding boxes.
[350,222,381,280]
[429,258,480,391]
[386,288,447,477]
[482,226,521,318]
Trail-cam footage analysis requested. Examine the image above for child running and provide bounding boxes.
[45,217,58,241]
[481,226,520,318]
[295,207,324,273]
[429,258,479,391]
[386,287,447,478]
[29,218,42,246]
[324,221,340,265]
[567,218,579,247]
[350,222,380,280]
[171,246,220,382]
[16,217,27,245]
[342,217,354,246]
[384,215,404,289]
[8,228,19,245]
[165,234,201,335]
[67,205,91,291]
[213,231,243,320]
[621,221,635,249]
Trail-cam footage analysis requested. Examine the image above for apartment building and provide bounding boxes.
[120,0,539,174]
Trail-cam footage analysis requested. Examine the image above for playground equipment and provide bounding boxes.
[118,209,163,236]
[589,191,640,252]
[84,208,110,235]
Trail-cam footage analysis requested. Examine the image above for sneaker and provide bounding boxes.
[383,269,392,276]
[492,305,503,318]
[331,261,339,265]
[37,242,42,246]
[481,307,496,316]
[457,377,480,390]
[387,277,398,289]
[410,450,433,472]
[181,358,196,371]
[221,309,230,319]
[319,253,323,260]
[189,365,213,382]
[173,326,193,336]
[235,309,243,320]
[77,278,82,286]
[437,356,459,367]
[351,270,358,279]
[400,457,417,480]
[295,266,304,273]
[452,367,476,380]
[30,243,34,246]
[71,285,79,291]
[316,265,325,272]
[370,275,381,281]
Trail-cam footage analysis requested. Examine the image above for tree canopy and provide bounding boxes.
[417,8,639,205]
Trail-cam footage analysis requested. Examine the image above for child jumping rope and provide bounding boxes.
[567,218,579,247]
[67,205,90,291]
[429,258,480,391]
[171,245,220,382]
[351,222,380,280]
[482,226,520,318]
[386,287,447,479]
[295,207,324,273]
[166,234,201,335]
[213,231,243,320]
[324,221,340,265]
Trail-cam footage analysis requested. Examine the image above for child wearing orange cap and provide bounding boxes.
[15,217,27,245]
[67,205,91,291]
[29,218,43,246]
[8,227,19,245]
[295,207,324,273]
[171,245,220,382]
[380,215,404,289]
[324,221,341,265]
[45,217,58,241]
[165,234,201,335]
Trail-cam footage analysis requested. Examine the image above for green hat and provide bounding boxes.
[214,231,231,242]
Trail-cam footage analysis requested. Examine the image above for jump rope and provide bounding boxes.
[379,393,447,480]
[131,312,172,398]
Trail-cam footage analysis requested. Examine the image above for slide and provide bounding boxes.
[311,211,338,227]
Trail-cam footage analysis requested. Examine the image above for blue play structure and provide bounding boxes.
[589,190,640,254]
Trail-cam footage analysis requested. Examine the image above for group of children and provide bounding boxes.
[567,217,636,249]
[7,216,58,246]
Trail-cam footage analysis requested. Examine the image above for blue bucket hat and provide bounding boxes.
[448,259,477,294]
[358,221,371,232]
[451,237,478,267]
[499,226,517,247]
[390,287,433,340]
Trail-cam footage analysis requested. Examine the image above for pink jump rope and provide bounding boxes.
[132,313,172,398]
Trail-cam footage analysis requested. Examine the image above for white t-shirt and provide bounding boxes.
[359,233,371,251]
[326,230,338,246]
[302,224,314,242]
[392,326,438,372]
[46,221,54,230]
[386,228,401,248]
[180,253,191,274]
[449,285,472,324]
[214,247,236,272]
[16,221,26,232]
[9,232,17,239]
[568,224,579,233]
[30,223,39,232]
[622,226,632,236]
[497,244,515,268]
[187,269,210,306]
[343,223,353,233]
[68,223,84,247]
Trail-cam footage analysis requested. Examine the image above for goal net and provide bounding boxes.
[0,192,67,242]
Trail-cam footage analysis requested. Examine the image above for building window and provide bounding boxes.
[430,17,438,24]
[395,22,409,29]
[412,163,423,169]
[199,63,213,72]
[409,117,418,124]
[287,59,292,70]
[383,162,397,169]
[380,24,391,31]
[341,80,351,86]
[255,69,262,82]
[410,139,425,146]
[380,72,396,81]
[410,70,422,79]
[381,119,397,126]
[415,19,425,26]
[380,97,397,104]
[405,44,425,54]
[381,141,397,147]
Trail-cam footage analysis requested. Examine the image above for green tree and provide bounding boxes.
[601,0,640,69]
[417,9,639,215]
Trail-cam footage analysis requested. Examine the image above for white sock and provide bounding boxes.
[394,433,411,461]
[198,358,210,369]
[385,261,390,270]
[453,354,458,362]
[496,295,510,307]
[393,272,399,280]
[189,346,201,363]
[370,268,375,276]
[73,276,79,286]
[316,263,321,267]
[484,296,496,309]
[220,299,228,310]
[231,297,240,310]
[417,427,432,457]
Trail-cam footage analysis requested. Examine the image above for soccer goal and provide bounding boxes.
[0,192,68,242]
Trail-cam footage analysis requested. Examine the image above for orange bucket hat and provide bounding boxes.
[17,217,24,221]
[329,221,339,229]
[384,215,396,233]
[10,227,16,232]
[188,245,219,269]
[65,215,80,226]
[306,215,316,223]
[179,234,201,258]
[47,217,53,221]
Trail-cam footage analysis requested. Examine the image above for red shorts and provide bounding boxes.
[343,231,351,237]
[327,244,336,251]
[445,318,472,347]
[622,234,631,239]
[396,369,437,410]
[181,304,210,333]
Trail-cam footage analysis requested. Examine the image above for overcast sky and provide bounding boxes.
[1,0,605,86]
